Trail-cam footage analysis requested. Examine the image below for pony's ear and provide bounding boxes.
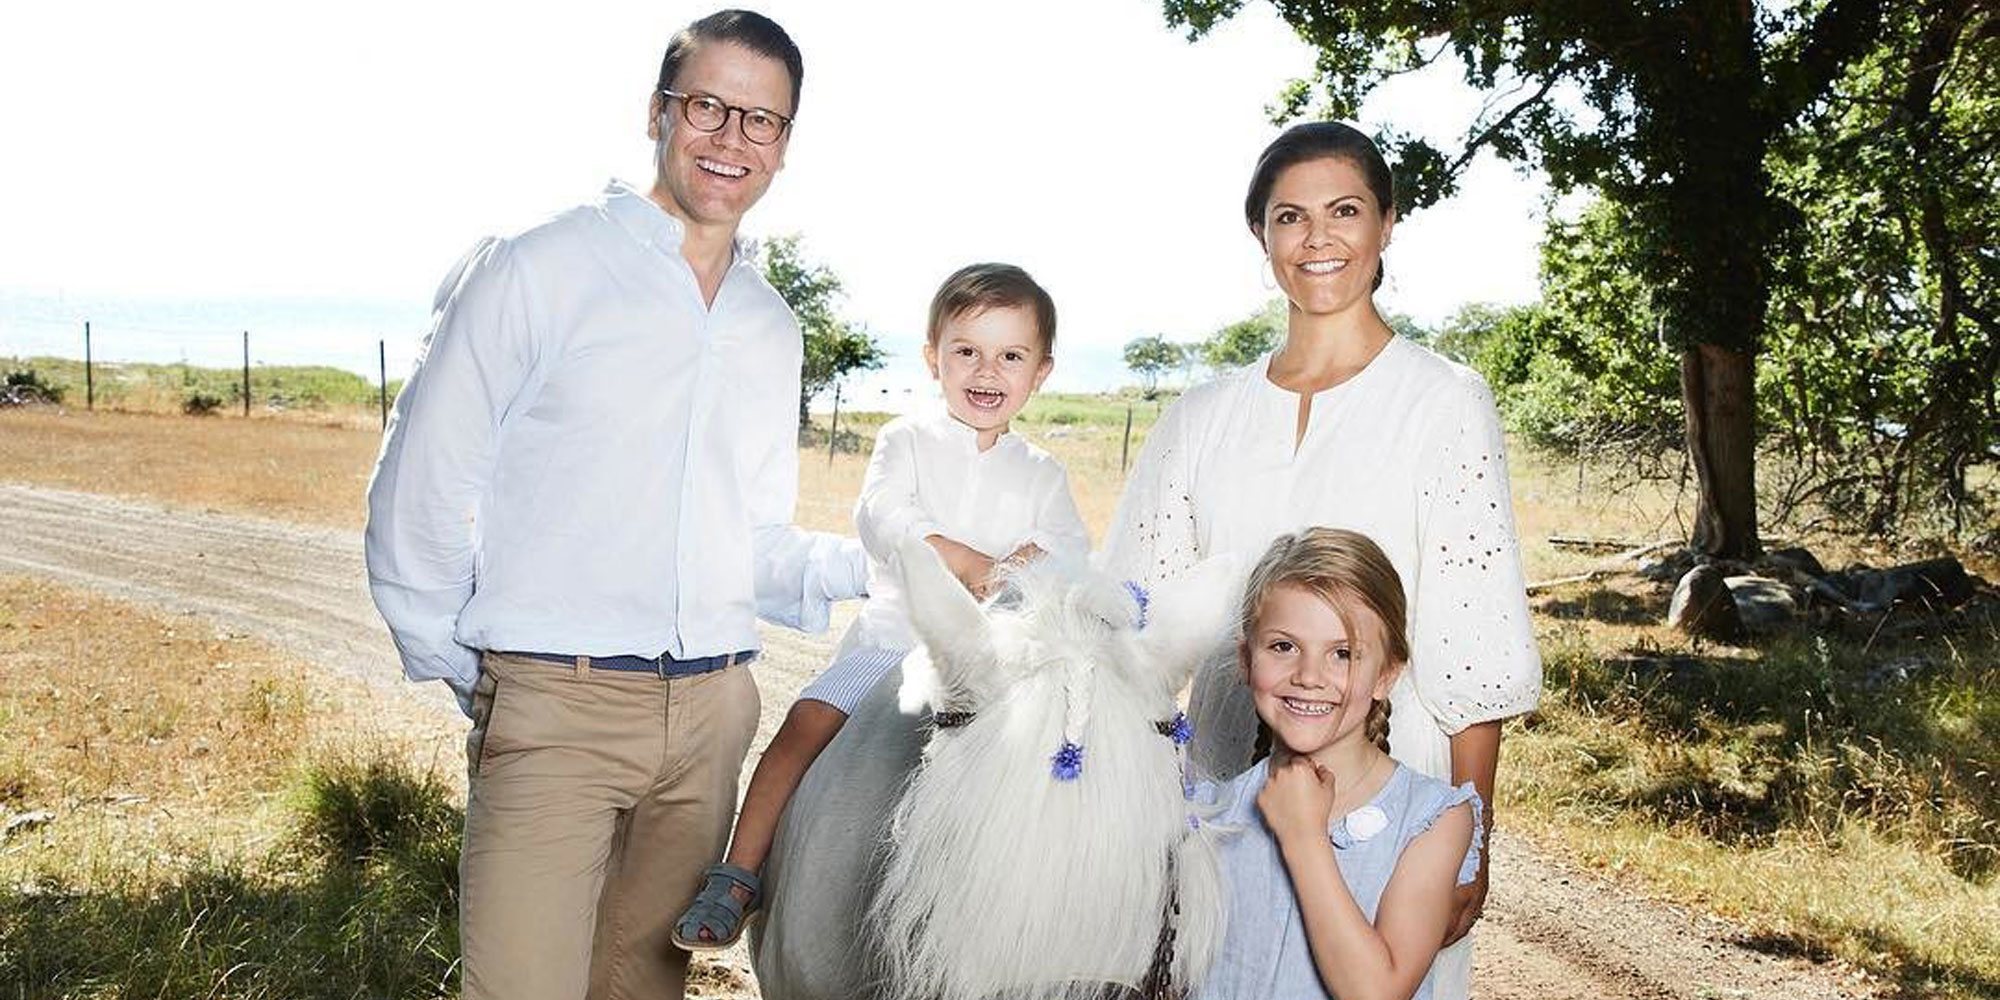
[898,536,996,697]
[1135,554,1247,691]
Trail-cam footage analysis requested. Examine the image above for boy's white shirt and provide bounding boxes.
[837,404,1091,659]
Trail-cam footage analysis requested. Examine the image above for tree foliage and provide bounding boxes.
[1166,0,1906,558]
[761,235,885,429]
[1427,296,1677,458]
[1202,299,1285,370]
[1122,335,1186,398]
[1382,309,1431,345]
[1449,4,2000,538]
[1758,0,1997,534]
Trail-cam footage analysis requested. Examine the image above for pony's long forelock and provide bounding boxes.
[869,556,1223,1000]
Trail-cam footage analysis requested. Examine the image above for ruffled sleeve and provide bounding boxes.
[1098,395,1202,590]
[1410,780,1486,887]
[1407,375,1542,732]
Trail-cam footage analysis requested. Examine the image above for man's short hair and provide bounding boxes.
[656,9,804,113]
[926,263,1058,354]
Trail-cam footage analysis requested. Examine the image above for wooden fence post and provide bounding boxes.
[827,383,841,468]
[1121,403,1134,474]
[83,321,94,410]
[241,331,251,417]
[378,339,389,430]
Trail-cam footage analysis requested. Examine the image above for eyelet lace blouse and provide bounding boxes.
[1100,336,1542,782]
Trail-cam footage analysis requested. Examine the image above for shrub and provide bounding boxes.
[293,754,460,870]
[2,369,63,405]
[182,390,225,416]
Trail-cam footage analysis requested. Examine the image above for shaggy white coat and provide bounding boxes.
[865,541,1240,1000]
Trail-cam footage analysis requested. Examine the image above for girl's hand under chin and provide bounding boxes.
[1258,755,1337,845]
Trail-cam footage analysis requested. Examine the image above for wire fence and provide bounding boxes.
[2,305,424,428]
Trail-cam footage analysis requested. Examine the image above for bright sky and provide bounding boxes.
[0,0,1547,392]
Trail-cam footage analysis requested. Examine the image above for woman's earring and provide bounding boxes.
[1260,254,1277,291]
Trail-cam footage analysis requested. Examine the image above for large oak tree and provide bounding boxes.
[1168,0,1901,558]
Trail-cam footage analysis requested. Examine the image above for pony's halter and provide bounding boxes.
[929,579,1185,785]
[929,706,1193,785]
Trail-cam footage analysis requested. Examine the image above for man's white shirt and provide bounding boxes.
[365,179,866,706]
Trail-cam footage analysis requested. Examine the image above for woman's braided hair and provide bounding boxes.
[1240,527,1410,762]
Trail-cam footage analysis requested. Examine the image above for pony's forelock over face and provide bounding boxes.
[870,550,1227,1000]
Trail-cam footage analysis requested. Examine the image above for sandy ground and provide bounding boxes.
[0,481,1885,999]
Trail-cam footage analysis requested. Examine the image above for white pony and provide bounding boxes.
[752,540,1238,1000]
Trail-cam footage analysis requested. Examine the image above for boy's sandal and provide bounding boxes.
[671,862,763,951]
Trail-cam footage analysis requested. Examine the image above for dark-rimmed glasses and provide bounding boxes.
[659,89,793,145]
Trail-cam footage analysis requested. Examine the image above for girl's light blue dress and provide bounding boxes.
[1196,759,1484,1000]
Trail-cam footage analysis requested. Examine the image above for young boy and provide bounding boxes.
[673,262,1090,948]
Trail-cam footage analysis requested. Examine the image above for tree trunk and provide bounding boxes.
[1681,344,1760,559]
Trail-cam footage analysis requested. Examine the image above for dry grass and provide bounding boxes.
[0,574,458,873]
[1507,584,2000,999]
[0,404,1684,563]
[1503,808,1999,996]
[4,400,1996,998]
[0,405,1148,541]
[0,574,464,998]
[0,407,382,529]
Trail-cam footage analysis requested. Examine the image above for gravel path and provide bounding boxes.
[0,482,1880,999]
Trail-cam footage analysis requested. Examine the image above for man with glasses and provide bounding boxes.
[365,10,863,1000]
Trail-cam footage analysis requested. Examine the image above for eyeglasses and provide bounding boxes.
[659,89,793,145]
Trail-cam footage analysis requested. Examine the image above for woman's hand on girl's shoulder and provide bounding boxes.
[1257,756,1336,846]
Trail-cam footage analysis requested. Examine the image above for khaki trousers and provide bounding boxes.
[459,652,761,1000]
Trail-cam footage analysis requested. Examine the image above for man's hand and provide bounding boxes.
[925,535,998,599]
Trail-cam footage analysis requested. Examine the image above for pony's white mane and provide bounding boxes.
[869,551,1228,1000]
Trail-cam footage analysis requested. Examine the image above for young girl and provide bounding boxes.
[1198,527,1482,1000]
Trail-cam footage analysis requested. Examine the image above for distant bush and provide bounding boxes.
[182,390,225,416]
[3,369,64,406]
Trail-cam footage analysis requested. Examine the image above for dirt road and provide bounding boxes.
[0,482,1878,999]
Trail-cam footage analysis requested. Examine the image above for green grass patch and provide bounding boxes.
[1,355,399,413]
[1,753,462,999]
[1017,391,1169,433]
[1509,600,2000,997]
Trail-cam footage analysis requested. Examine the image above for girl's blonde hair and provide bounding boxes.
[1239,527,1410,758]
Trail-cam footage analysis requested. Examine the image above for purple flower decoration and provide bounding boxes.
[1051,740,1085,781]
[1122,580,1150,629]
[1169,711,1193,746]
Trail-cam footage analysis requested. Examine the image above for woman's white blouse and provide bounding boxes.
[1100,336,1541,780]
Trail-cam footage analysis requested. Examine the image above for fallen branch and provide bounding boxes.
[1526,539,1680,593]
[1612,539,1681,562]
[1527,569,1609,594]
[1548,535,1642,552]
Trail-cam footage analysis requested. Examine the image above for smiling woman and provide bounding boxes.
[1100,120,1542,1000]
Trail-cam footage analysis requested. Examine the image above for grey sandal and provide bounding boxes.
[671,862,762,951]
